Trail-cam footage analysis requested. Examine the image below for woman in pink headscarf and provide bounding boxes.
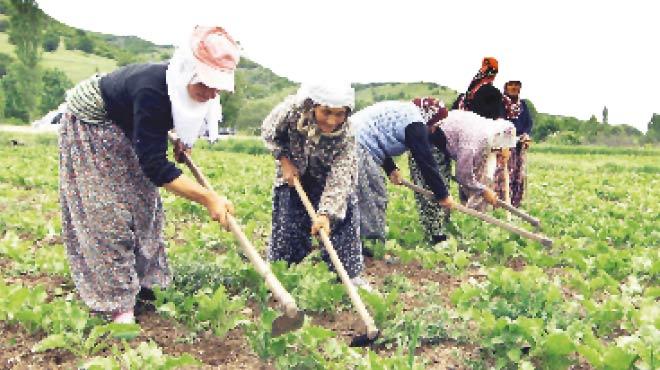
[59,26,239,323]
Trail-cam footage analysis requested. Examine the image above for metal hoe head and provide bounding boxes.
[271,310,305,337]
[349,329,380,347]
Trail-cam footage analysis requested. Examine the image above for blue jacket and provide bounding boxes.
[353,101,424,165]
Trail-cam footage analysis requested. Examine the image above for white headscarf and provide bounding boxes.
[166,45,220,147]
[295,83,355,110]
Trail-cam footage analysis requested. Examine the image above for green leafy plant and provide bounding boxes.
[82,341,201,370]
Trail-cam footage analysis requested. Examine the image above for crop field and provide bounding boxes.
[0,132,658,369]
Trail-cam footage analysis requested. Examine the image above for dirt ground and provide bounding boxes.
[0,253,480,369]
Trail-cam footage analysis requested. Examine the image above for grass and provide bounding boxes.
[0,33,117,84]
[532,143,660,157]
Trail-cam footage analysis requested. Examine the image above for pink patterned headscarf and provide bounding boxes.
[189,26,240,91]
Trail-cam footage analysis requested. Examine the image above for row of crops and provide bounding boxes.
[0,132,657,369]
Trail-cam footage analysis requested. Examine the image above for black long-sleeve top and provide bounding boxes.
[382,122,449,200]
[99,63,182,186]
[471,84,505,120]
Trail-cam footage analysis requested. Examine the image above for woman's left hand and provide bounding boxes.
[482,188,499,206]
[520,134,532,150]
[311,214,331,236]
[389,169,403,185]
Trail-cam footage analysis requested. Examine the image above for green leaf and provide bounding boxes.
[32,333,69,353]
[507,347,522,362]
[453,250,471,268]
[602,346,637,370]
[162,354,202,369]
[577,344,602,367]
[106,323,141,340]
[82,356,120,370]
[543,332,575,357]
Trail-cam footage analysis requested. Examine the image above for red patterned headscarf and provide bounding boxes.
[459,57,499,110]
[412,97,448,126]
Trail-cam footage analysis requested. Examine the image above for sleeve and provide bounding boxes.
[404,122,449,200]
[261,98,295,159]
[455,146,487,193]
[317,137,359,221]
[520,101,533,135]
[132,89,182,187]
[382,157,398,175]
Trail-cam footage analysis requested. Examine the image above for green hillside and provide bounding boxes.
[354,82,458,110]
[0,0,656,144]
[0,32,117,83]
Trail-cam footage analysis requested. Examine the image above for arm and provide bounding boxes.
[261,98,295,160]
[404,122,449,200]
[163,175,234,227]
[317,138,358,222]
[133,90,233,227]
[520,101,533,135]
[132,89,182,186]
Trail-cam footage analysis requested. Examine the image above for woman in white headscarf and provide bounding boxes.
[261,83,370,290]
[58,26,239,323]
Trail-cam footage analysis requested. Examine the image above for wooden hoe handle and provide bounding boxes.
[292,177,379,339]
[167,132,299,318]
[400,179,552,247]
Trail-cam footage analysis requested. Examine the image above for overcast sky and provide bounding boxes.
[38,0,658,131]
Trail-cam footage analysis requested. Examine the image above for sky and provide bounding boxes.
[37,0,658,132]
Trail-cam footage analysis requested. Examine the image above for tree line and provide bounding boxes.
[1,0,657,146]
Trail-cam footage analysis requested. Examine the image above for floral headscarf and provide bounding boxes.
[412,97,448,126]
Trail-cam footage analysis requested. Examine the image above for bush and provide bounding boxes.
[40,68,72,114]
[0,52,14,78]
[76,35,94,53]
[63,36,76,50]
[42,33,59,52]
[115,50,137,67]
[1,63,41,122]
[0,85,6,120]
[545,131,584,145]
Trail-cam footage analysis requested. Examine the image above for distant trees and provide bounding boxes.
[645,114,660,143]
[219,73,245,128]
[2,63,34,121]
[0,52,13,77]
[1,0,69,122]
[40,68,72,114]
[42,31,59,52]
[5,0,44,121]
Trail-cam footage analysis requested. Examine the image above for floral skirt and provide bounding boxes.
[408,147,452,242]
[59,113,170,313]
[460,149,493,211]
[493,146,528,207]
[267,174,363,278]
[356,145,389,240]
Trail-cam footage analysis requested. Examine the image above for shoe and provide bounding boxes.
[350,276,373,292]
[111,310,135,324]
[431,234,448,244]
[134,287,157,316]
[362,246,374,258]
[138,287,156,301]
[134,300,156,316]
